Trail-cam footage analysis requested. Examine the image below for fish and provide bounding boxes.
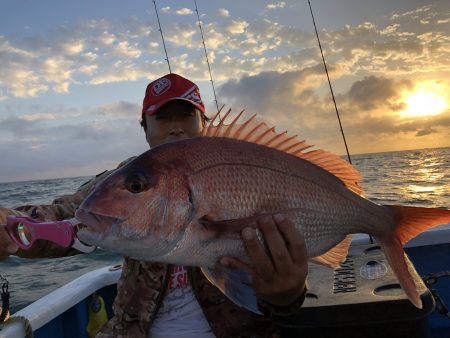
[76,109,450,313]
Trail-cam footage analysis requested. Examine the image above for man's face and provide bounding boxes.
[145,100,204,148]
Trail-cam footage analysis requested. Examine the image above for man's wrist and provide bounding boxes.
[258,283,308,317]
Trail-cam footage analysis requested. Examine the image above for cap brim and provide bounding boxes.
[144,97,205,116]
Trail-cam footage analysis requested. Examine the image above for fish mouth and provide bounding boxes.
[75,208,122,237]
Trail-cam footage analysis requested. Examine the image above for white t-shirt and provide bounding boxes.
[147,265,215,338]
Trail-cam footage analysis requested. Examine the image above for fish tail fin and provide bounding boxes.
[379,238,422,308]
[379,205,450,309]
[384,205,450,245]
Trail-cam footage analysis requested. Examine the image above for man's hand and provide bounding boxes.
[220,213,308,307]
[0,208,19,259]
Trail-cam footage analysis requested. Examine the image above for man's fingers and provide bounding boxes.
[241,227,275,278]
[6,244,18,254]
[0,226,17,254]
[257,215,293,274]
[273,213,308,265]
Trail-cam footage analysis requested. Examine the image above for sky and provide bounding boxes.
[0,0,449,183]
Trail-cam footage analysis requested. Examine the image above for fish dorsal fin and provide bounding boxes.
[310,235,352,268]
[203,108,363,195]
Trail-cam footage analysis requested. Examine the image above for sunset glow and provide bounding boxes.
[400,84,448,118]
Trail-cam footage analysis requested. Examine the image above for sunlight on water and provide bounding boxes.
[408,185,441,193]
[351,147,449,208]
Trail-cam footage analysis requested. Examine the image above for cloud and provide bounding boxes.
[165,24,198,48]
[99,31,116,45]
[79,63,98,75]
[161,6,170,14]
[348,76,412,111]
[0,101,141,134]
[202,24,227,51]
[390,5,432,20]
[89,61,142,84]
[60,40,84,55]
[0,101,147,182]
[18,113,57,122]
[227,20,249,35]
[217,8,230,17]
[1,3,449,101]
[0,17,162,97]
[42,57,74,93]
[314,16,450,79]
[94,101,141,117]
[346,112,450,139]
[114,41,142,58]
[266,2,286,10]
[175,8,193,16]
[218,67,333,113]
[217,70,450,155]
[415,126,437,136]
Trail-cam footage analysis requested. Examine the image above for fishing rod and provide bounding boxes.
[151,0,221,119]
[307,2,373,243]
[307,0,352,164]
[152,0,172,73]
[193,0,220,114]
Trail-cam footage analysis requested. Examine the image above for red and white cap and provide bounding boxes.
[142,73,205,118]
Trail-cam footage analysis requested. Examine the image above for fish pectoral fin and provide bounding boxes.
[201,266,262,314]
[199,215,260,233]
[310,235,352,268]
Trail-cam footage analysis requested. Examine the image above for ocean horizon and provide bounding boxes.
[1,146,448,185]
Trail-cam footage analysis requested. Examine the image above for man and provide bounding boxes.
[0,73,308,337]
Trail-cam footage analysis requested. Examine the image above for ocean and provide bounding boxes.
[0,147,449,313]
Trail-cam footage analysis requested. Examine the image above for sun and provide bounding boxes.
[400,83,448,118]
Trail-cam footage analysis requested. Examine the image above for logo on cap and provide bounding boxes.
[181,86,202,104]
[151,78,171,96]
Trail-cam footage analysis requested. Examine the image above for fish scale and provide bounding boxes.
[186,139,377,254]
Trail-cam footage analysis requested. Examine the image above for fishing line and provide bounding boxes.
[152,0,172,73]
[307,1,373,244]
[307,0,352,165]
[193,0,220,116]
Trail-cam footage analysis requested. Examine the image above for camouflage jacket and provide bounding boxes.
[3,169,302,337]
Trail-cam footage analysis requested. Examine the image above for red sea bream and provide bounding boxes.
[76,110,450,312]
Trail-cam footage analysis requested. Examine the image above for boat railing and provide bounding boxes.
[0,264,122,338]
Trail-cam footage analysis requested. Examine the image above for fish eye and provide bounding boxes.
[125,173,150,194]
